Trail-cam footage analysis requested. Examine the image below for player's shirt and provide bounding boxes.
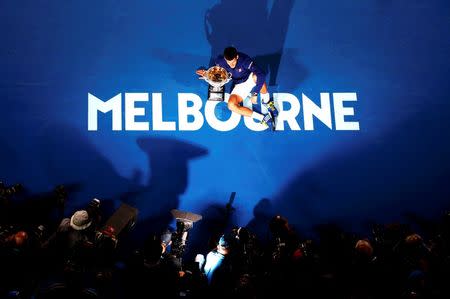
[214,52,266,94]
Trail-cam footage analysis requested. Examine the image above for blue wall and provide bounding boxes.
[1,0,449,238]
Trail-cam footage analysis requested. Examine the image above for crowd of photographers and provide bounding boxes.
[1,181,450,298]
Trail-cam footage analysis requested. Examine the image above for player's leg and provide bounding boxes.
[228,94,265,121]
[252,74,268,103]
[229,77,267,121]
[231,73,276,129]
[252,74,278,118]
[227,94,251,116]
[250,74,278,131]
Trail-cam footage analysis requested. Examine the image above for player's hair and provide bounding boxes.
[224,47,238,60]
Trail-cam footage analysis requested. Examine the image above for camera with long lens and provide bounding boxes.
[269,215,290,262]
[171,220,191,258]
[170,209,202,259]
[232,227,256,256]
[231,226,263,274]
[85,198,101,229]
[298,239,314,258]
[271,237,286,262]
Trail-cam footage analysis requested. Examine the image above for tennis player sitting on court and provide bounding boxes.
[196,46,278,128]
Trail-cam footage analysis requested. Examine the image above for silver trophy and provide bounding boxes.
[200,66,232,101]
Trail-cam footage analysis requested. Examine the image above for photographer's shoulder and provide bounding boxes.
[57,218,71,232]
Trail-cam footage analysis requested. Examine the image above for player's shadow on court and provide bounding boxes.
[151,0,307,91]
[204,0,307,89]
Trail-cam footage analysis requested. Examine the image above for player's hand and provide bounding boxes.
[250,95,258,104]
[196,69,206,78]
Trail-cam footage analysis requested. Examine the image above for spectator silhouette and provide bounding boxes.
[246,198,274,244]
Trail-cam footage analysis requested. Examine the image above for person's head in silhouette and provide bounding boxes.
[269,215,290,239]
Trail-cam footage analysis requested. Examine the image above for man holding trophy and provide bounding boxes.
[196,46,278,129]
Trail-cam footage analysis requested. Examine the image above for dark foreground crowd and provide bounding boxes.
[1,183,450,299]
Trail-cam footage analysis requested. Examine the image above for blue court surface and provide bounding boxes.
[1,0,449,239]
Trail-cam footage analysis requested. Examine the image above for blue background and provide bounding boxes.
[1,0,449,242]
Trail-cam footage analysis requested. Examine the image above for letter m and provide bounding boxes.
[88,93,122,131]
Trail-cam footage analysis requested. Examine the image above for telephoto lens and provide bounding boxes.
[86,198,102,228]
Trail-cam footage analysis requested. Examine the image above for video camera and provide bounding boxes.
[170,209,202,259]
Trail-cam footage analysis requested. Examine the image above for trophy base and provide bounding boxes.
[207,84,225,101]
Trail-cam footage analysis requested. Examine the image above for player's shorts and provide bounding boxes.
[230,72,256,101]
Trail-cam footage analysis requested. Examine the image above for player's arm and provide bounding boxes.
[195,69,206,77]
[247,59,266,95]
[195,56,221,77]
